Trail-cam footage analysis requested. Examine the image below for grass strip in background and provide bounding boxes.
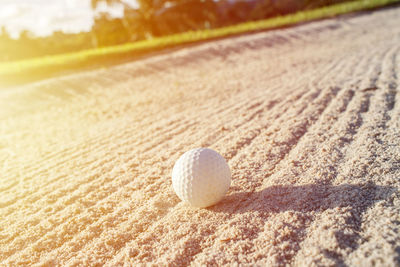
[0,0,399,85]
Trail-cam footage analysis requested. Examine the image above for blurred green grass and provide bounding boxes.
[0,0,398,85]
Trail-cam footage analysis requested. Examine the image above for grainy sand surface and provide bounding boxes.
[1,6,400,266]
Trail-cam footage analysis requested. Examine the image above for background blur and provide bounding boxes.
[0,0,352,62]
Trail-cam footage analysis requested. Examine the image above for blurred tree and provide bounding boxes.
[270,0,305,15]
[0,26,11,41]
[151,0,218,36]
[91,0,153,40]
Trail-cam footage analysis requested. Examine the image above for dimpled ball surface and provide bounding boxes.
[172,148,231,208]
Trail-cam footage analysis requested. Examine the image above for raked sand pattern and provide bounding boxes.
[1,5,400,266]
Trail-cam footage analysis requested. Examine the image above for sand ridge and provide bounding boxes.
[1,5,400,266]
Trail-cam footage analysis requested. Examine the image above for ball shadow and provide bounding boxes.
[210,182,394,262]
[212,182,394,215]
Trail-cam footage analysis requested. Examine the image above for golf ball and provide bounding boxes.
[172,148,231,208]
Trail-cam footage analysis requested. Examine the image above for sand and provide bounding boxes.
[1,5,399,266]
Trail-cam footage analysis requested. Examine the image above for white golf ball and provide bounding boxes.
[172,148,231,208]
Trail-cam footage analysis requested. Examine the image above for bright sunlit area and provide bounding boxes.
[0,0,140,38]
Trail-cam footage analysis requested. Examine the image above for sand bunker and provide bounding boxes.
[1,5,399,266]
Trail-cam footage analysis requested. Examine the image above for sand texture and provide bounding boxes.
[1,6,400,266]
